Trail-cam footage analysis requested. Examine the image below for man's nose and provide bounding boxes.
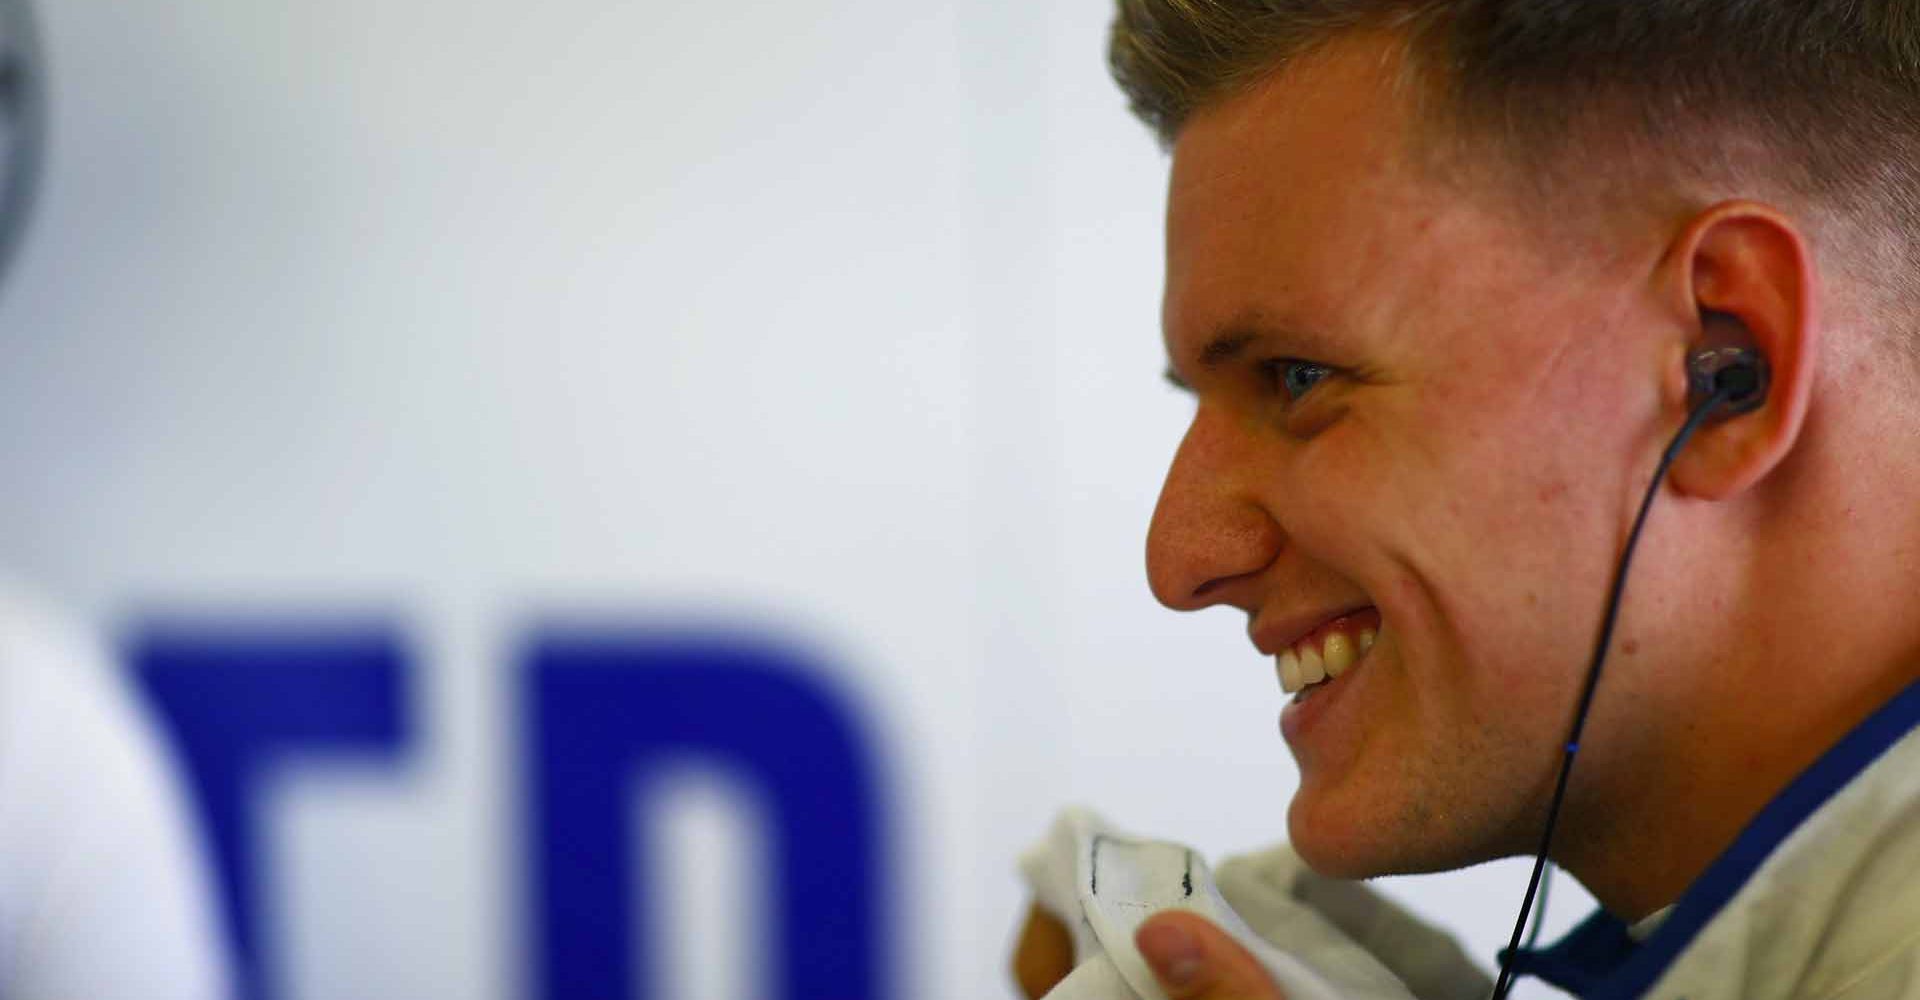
[1145,406,1284,611]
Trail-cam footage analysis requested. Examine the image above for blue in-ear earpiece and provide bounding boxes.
[1687,346,1769,416]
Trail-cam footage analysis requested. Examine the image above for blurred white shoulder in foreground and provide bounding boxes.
[0,580,231,1000]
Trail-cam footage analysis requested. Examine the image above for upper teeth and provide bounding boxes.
[1277,625,1377,694]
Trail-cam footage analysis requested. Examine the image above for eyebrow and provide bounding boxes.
[1162,329,1262,393]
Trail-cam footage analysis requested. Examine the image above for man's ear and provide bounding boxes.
[1662,201,1820,501]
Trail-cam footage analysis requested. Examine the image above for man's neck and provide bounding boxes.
[1563,662,1920,921]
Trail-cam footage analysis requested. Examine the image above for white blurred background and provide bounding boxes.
[0,1,1589,997]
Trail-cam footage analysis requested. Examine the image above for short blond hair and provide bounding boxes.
[1110,0,1920,331]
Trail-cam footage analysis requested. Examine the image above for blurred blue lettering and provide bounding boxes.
[526,631,888,1000]
[133,624,411,1000]
[132,623,890,1000]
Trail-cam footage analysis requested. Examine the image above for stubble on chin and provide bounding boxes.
[1288,737,1544,879]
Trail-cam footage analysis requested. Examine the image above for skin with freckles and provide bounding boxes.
[1141,28,1920,930]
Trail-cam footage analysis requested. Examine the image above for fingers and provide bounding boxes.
[1012,902,1076,999]
[1135,911,1288,1000]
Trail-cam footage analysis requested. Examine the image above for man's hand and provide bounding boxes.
[1135,911,1289,1000]
[1011,902,1074,999]
[1010,902,1288,1000]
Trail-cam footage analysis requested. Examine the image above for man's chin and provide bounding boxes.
[1288,816,1398,879]
[1286,788,1476,880]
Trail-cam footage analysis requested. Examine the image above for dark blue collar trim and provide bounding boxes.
[1516,676,1920,1000]
[1502,908,1636,995]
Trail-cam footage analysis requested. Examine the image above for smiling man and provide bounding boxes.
[1014,2,1920,999]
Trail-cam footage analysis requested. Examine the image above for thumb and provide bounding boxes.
[1135,911,1287,1000]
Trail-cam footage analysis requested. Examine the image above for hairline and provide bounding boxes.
[1166,23,1911,347]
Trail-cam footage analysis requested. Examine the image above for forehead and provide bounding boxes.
[1162,34,1454,352]
[1168,34,1421,227]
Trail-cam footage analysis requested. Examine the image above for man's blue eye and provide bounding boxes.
[1275,360,1331,400]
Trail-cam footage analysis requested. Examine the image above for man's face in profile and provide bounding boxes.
[1147,34,1687,879]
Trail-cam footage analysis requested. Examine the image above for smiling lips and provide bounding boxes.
[1276,608,1382,695]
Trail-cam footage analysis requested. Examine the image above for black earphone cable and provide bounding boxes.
[1488,380,1738,1000]
[1524,862,1551,952]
